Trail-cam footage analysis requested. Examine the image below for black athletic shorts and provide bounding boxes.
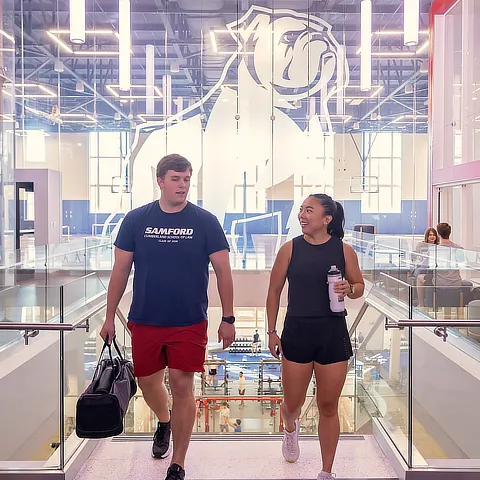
[281,315,353,365]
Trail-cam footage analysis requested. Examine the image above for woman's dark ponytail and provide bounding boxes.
[309,194,345,239]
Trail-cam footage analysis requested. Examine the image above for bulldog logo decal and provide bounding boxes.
[128,6,349,241]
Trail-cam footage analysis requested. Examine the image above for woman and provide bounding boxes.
[219,401,236,432]
[414,227,439,307]
[266,194,364,480]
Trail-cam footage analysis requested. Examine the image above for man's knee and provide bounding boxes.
[169,370,195,398]
[137,370,165,394]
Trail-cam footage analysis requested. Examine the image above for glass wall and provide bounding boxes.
[11,0,430,251]
[0,0,15,274]
[431,0,480,250]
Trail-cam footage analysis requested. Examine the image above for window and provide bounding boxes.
[361,133,402,214]
[227,165,266,213]
[25,130,46,163]
[294,134,335,199]
[89,131,130,213]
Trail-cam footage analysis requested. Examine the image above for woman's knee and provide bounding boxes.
[317,399,339,417]
[283,397,305,415]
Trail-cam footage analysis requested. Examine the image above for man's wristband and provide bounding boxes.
[267,329,277,335]
[222,316,236,324]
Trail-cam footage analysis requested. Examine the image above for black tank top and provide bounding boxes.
[286,235,346,317]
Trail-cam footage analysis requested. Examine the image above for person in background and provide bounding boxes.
[100,154,236,480]
[234,419,242,432]
[208,355,219,386]
[238,371,246,407]
[434,222,464,287]
[266,194,364,480]
[219,401,236,432]
[252,329,260,355]
[415,227,439,307]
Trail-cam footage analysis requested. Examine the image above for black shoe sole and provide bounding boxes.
[152,442,172,459]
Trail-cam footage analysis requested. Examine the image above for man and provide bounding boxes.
[100,154,236,480]
[251,329,260,355]
[434,222,464,287]
[238,371,246,407]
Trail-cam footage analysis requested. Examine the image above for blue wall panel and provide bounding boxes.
[62,199,428,238]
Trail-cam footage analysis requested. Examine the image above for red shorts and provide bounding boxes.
[127,320,208,377]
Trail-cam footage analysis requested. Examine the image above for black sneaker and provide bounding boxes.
[165,463,185,480]
[152,420,172,459]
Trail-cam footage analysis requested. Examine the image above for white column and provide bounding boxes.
[162,74,172,117]
[462,0,474,165]
[336,45,345,115]
[146,44,155,115]
[119,0,131,91]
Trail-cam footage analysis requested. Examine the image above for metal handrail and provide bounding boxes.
[0,322,89,332]
[385,318,480,342]
[378,272,412,287]
[386,319,480,328]
[0,299,109,344]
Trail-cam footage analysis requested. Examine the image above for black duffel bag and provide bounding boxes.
[76,337,137,438]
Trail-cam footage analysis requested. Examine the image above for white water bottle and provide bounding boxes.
[327,265,345,313]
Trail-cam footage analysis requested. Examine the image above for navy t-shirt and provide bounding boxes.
[114,201,229,327]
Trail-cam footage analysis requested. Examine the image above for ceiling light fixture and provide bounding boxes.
[54,59,64,72]
[375,29,428,36]
[404,0,420,46]
[69,0,85,44]
[60,113,97,123]
[106,84,163,99]
[210,31,218,54]
[0,29,15,44]
[317,114,352,124]
[361,0,372,91]
[16,83,57,98]
[119,0,131,91]
[46,31,73,53]
[209,31,254,55]
[416,40,429,54]
[392,114,428,123]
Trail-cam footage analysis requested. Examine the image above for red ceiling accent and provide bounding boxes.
[431,0,460,16]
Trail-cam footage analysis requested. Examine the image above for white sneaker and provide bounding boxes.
[317,472,335,479]
[282,419,300,463]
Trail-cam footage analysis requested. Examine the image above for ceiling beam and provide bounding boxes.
[14,26,129,120]
[360,70,427,121]
[24,58,52,80]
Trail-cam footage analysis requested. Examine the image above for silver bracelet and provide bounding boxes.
[267,329,277,335]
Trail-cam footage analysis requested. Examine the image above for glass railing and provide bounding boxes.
[3,290,480,477]
[344,230,480,292]
[353,284,480,472]
[0,236,115,285]
[0,273,109,355]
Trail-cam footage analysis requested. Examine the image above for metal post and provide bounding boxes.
[242,171,247,269]
[59,282,65,469]
[407,325,413,468]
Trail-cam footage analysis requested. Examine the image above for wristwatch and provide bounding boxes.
[267,329,277,335]
[221,316,236,324]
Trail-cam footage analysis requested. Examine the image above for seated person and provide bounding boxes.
[433,222,463,287]
[418,222,464,308]
[415,227,439,307]
[413,227,439,277]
